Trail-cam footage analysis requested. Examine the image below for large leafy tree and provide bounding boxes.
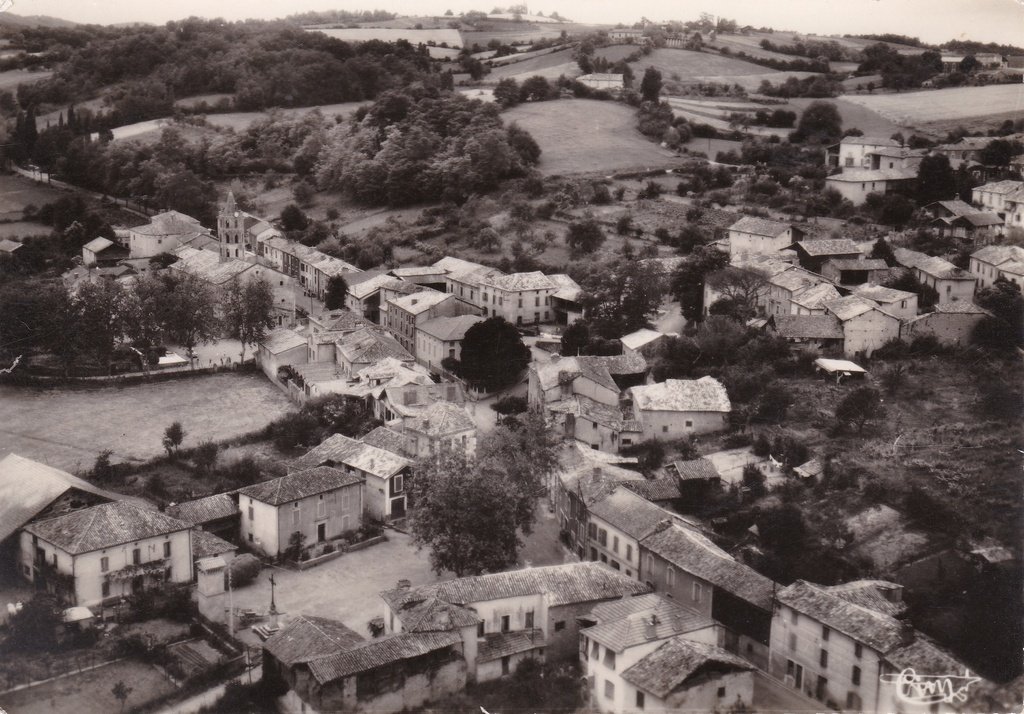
[794,100,842,144]
[162,272,220,359]
[75,279,131,375]
[323,275,349,310]
[410,447,522,576]
[916,154,956,204]
[640,67,663,102]
[671,245,730,322]
[974,277,1024,345]
[565,217,605,255]
[705,266,770,322]
[456,317,530,391]
[835,386,884,433]
[222,278,275,363]
[580,259,666,339]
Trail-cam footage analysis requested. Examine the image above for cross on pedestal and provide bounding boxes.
[269,572,279,628]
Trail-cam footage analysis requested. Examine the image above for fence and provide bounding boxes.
[0,651,120,694]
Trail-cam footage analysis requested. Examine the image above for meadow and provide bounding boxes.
[843,84,1024,132]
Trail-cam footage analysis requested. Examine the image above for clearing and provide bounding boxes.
[0,372,292,472]
[307,27,464,46]
[0,174,68,219]
[628,49,823,93]
[486,47,581,82]
[784,96,904,137]
[0,68,52,91]
[502,99,679,175]
[0,658,176,714]
[842,84,1024,133]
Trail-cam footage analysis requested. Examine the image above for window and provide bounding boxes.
[292,509,299,527]
[163,541,171,558]
[820,649,828,668]
[791,609,799,625]
[591,640,599,659]
[600,554,607,563]
[501,656,510,675]
[611,560,620,571]
[248,533,254,542]
[478,620,485,637]
[717,687,726,698]
[102,581,110,598]
[501,615,510,633]
[317,495,326,518]
[132,548,141,565]
[612,536,619,553]
[854,642,863,659]
[247,505,254,520]
[789,632,797,651]
[340,489,350,510]
[846,692,862,710]
[100,556,109,573]
[587,522,597,539]
[535,297,540,307]
[525,611,534,628]
[685,420,692,428]
[554,620,565,632]
[393,474,404,493]
[636,691,645,709]
[852,665,861,686]
[822,625,830,641]
[666,567,675,587]
[661,425,668,433]
[603,649,616,670]
[646,554,654,575]
[598,529,608,547]
[604,680,615,699]
[626,544,632,562]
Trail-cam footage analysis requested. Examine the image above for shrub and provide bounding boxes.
[752,433,771,457]
[225,554,261,588]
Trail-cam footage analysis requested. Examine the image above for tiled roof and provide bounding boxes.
[307,631,463,684]
[388,290,450,315]
[971,244,1024,266]
[886,634,976,676]
[170,246,253,285]
[337,327,413,365]
[973,179,1023,195]
[629,377,731,413]
[793,458,824,479]
[264,615,365,667]
[666,458,721,482]
[853,284,916,304]
[825,295,883,321]
[770,314,845,339]
[418,314,484,341]
[0,454,124,543]
[826,258,888,271]
[360,426,408,455]
[770,267,825,293]
[640,524,775,610]
[83,237,113,252]
[291,433,412,479]
[620,329,664,351]
[840,136,901,147]
[622,478,682,502]
[823,580,908,618]
[259,328,308,355]
[406,402,476,436]
[589,487,673,541]
[318,310,369,333]
[477,629,546,662]
[238,467,362,506]
[547,394,634,431]
[533,356,617,393]
[894,248,973,280]
[390,266,443,277]
[548,273,583,302]
[583,594,713,653]
[24,501,190,555]
[191,529,237,560]
[1000,260,1024,276]
[795,239,861,257]
[790,282,841,309]
[0,238,22,253]
[393,596,480,633]
[481,271,556,292]
[560,460,646,506]
[167,493,238,525]
[776,580,905,652]
[958,212,1005,227]
[728,216,791,238]
[928,199,977,216]
[933,301,989,315]
[589,353,647,378]
[381,562,650,612]
[432,256,486,274]
[826,168,917,182]
[621,637,754,698]
[345,272,395,299]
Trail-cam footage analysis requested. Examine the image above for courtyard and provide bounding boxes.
[0,372,292,472]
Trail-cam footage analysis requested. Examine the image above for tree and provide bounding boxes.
[580,259,666,338]
[324,275,348,310]
[561,319,591,356]
[7,594,62,652]
[979,139,1014,167]
[75,279,130,374]
[280,203,309,231]
[411,446,522,576]
[163,421,185,456]
[162,272,220,358]
[640,67,663,102]
[795,101,842,144]
[671,245,730,322]
[916,154,956,203]
[493,78,520,108]
[286,530,307,562]
[959,55,979,74]
[870,237,897,266]
[457,317,530,391]
[705,267,770,322]
[974,278,1024,345]
[222,278,275,363]
[742,463,767,498]
[565,217,605,255]
[112,681,133,713]
[519,76,552,102]
[835,386,883,433]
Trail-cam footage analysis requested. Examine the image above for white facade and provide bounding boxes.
[728,226,796,257]
[630,407,728,440]
[837,310,902,358]
[239,484,363,558]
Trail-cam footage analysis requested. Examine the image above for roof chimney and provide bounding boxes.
[900,621,915,646]
[593,466,603,481]
[397,579,411,590]
[551,354,560,362]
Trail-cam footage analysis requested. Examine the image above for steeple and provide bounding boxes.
[223,190,237,214]
[218,191,243,262]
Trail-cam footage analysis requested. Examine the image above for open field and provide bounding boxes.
[628,48,824,92]
[487,47,580,81]
[0,174,68,218]
[308,26,464,46]
[784,96,904,137]
[0,659,176,714]
[0,68,51,91]
[0,220,52,239]
[843,84,1024,129]
[174,92,234,108]
[502,99,678,175]
[0,372,292,472]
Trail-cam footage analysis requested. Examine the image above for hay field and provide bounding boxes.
[842,84,1024,128]
[502,99,678,175]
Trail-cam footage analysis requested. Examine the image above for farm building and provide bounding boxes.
[727,217,803,257]
[820,258,889,287]
[823,295,902,358]
[903,302,990,346]
[626,377,731,440]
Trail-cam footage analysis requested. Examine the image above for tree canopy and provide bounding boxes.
[794,101,842,144]
[455,316,530,391]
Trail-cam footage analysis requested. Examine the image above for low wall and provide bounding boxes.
[296,535,388,571]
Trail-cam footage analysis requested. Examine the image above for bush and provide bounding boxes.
[269,412,322,452]
[225,554,261,588]
[752,433,771,457]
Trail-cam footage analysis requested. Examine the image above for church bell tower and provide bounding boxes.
[218,191,243,262]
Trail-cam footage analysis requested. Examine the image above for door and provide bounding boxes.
[816,675,827,701]
[317,523,326,542]
[391,496,406,519]
[794,664,803,690]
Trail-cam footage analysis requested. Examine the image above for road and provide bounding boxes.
[753,671,823,713]
[10,165,150,219]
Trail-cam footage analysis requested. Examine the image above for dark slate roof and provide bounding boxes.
[622,478,682,502]
[24,501,191,555]
[640,524,775,610]
[583,596,714,653]
[191,529,237,560]
[776,580,905,652]
[621,637,754,699]
[770,315,845,340]
[307,631,463,684]
[588,487,674,541]
[395,597,480,633]
[264,615,365,667]
[477,628,546,662]
[666,458,721,482]
[237,467,362,506]
[381,562,650,612]
[166,493,238,525]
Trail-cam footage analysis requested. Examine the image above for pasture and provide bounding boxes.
[487,47,580,82]
[628,48,824,92]
[308,27,464,46]
[0,68,51,91]
[502,99,679,175]
[842,84,1024,132]
[0,174,67,218]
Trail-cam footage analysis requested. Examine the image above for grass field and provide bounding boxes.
[0,372,292,472]
[0,68,51,91]
[0,220,52,239]
[785,96,904,137]
[0,174,68,218]
[628,48,824,92]
[309,27,464,46]
[487,47,580,82]
[0,659,176,714]
[843,84,1024,129]
[502,99,678,175]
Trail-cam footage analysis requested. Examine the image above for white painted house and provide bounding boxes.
[727,217,802,257]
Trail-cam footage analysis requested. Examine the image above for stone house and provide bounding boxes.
[257,328,308,384]
[823,296,902,358]
[826,136,902,170]
[790,239,862,274]
[851,284,919,320]
[626,377,731,440]
[971,180,1023,218]
[237,467,363,557]
[893,248,977,301]
[335,327,415,379]
[385,290,478,357]
[766,266,830,316]
[528,354,621,410]
[902,301,991,346]
[765,314,845,352]
[824,169,917,206]
[619,329,667,360]
[398,401,477,457]
[587,486,673,579]
[970,244,1024,289]
[555,458,646,559]
[166,492,240,543]
[820,258,889,287]
[478,271,558,326]
[415,314,484,372]
[727,217,802,257]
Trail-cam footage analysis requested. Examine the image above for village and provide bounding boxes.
[0,5,1021,714]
